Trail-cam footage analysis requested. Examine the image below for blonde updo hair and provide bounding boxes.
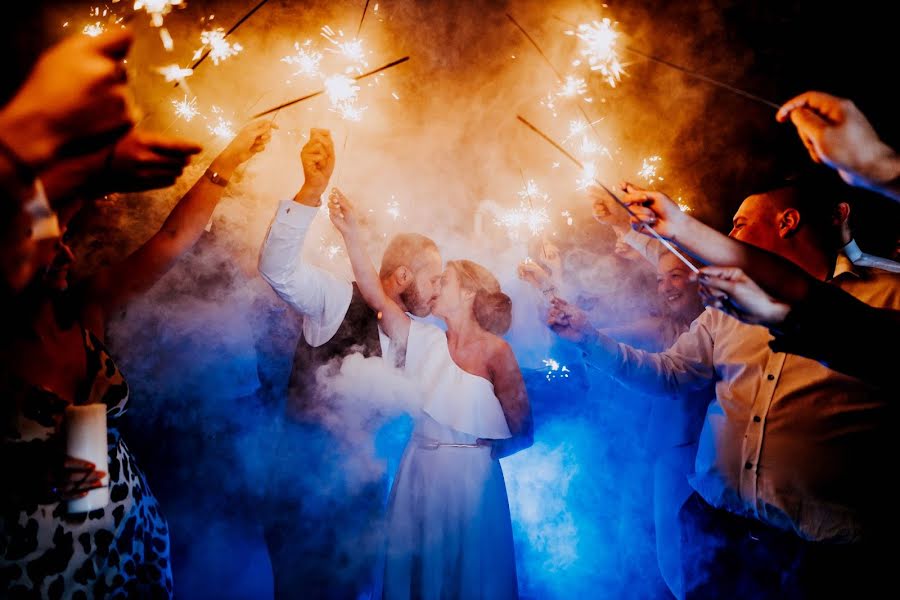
[448,259,512,335]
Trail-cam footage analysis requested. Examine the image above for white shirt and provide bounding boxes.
[581,253,900,543]
[841,238,900,273]
[258,199,391,356]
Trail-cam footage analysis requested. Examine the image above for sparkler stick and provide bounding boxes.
[550,14,779,110]
[505,13,604,144]
[176,0,272,86]
[357,0,372,37]
[251,56,410,118]
[622,47,779,110]
[516,114,700,274]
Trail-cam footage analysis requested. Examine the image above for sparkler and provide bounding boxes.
[282,41,324,78]
[196,28,244,65]
[186,0,271,75]
[516,114,700,274]
[157,64,193,94]
[638,155,663,184]
[133,0,184,28]
[566,19,624,88]
[542,358,571,381]
[321,26,370,73]
[252,56,410,119]
[83,22,106,37]
[206,107,235,139]
[172,95,199,121]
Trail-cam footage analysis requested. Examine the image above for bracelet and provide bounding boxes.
[0,135,36,185]
[204,168,229,187]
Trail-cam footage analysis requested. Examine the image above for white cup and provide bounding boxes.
[65,404,110,513]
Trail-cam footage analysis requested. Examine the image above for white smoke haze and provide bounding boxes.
[38,0,773,597]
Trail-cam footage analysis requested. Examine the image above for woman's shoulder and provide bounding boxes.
[482,333,517,369]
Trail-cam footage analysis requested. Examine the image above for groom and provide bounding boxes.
[258,128,443,598]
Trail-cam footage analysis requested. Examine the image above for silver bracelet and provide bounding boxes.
[204,168,229,187]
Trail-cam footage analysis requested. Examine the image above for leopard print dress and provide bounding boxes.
[1,328,173,599]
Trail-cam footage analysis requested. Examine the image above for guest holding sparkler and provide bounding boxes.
[547,175,899,598]
[0,120,272,598]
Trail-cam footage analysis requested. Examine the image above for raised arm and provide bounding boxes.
[328,188,411,344]
[776,91,900,203]
[86,120,273,321]
[618,182,817,304]
[486,341,533,459]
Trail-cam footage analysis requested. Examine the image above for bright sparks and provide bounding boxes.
[321,25,370,73]
[557,75,588,98]
[386,198,401,221]
[576,162,598,191]
[198,28,244,65]
[83,22,105,36]
[134,0,184,28]
[324,74,359,104]
[172,95,199,121]
[156,64,193,83]
[282,40,323,78]
[638,155,663,184]
[568,19,624,88]
[207,107,235,139]
[542,358,571,381]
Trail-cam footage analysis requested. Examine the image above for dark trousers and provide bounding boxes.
[678,492,893,600]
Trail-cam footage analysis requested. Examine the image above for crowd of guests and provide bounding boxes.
[2,26,900,600]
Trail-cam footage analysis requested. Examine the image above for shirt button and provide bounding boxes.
[767,374,775,381]
[745,461,753,470]
[753,415,761,423]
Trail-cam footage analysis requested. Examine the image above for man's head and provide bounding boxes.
[379,233,442,317]
[730,174,843,264]
[656,253,702,322]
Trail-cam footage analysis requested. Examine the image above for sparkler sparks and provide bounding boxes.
[321,25,370,73]
[557,75,588,98]
[282,41,324,78]
[156,64,193,84]
[386,197,401,220]
[83,22,106,37]
[197,28,244,65]
[134,0,184,28]
[172,95,199,121]
[638,155,663,184]
[542,358,571,381]
[206,106,235,139]
[567,19,624,88]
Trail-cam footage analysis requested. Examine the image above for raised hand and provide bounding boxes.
[327,187,362,241]
[517,260,552,291]
[589,184,630,230]
[546,296,595,343]
[212,120,275,177]
[295,128,335,205]
[0,28,137,171]
[618,181,689,241]
[697,266,790,326]
[776,91,899,191]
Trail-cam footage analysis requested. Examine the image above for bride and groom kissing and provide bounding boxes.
[258,128,532,599]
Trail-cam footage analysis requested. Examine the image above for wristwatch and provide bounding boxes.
[204,168,229,187]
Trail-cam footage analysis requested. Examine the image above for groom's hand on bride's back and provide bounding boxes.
[294,128,335,206]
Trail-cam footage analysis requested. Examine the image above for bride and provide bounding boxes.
[328,188,532,599]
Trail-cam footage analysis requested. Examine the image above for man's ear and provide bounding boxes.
[833,202,851,227]
[778,208,802,238]
[394,265,413,289]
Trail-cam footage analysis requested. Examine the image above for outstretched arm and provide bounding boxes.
[86,120,274,322]
[328,188,411,344]
[777,91,900,203]
[617,182,818,304]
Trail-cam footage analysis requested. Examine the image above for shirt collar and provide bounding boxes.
[833,239,862,279]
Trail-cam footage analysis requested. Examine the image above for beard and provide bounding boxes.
[400,282,432,317]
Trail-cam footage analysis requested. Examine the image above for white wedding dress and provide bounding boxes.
[379,321,519,600]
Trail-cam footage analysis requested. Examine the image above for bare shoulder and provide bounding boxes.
[484,334,518,371]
